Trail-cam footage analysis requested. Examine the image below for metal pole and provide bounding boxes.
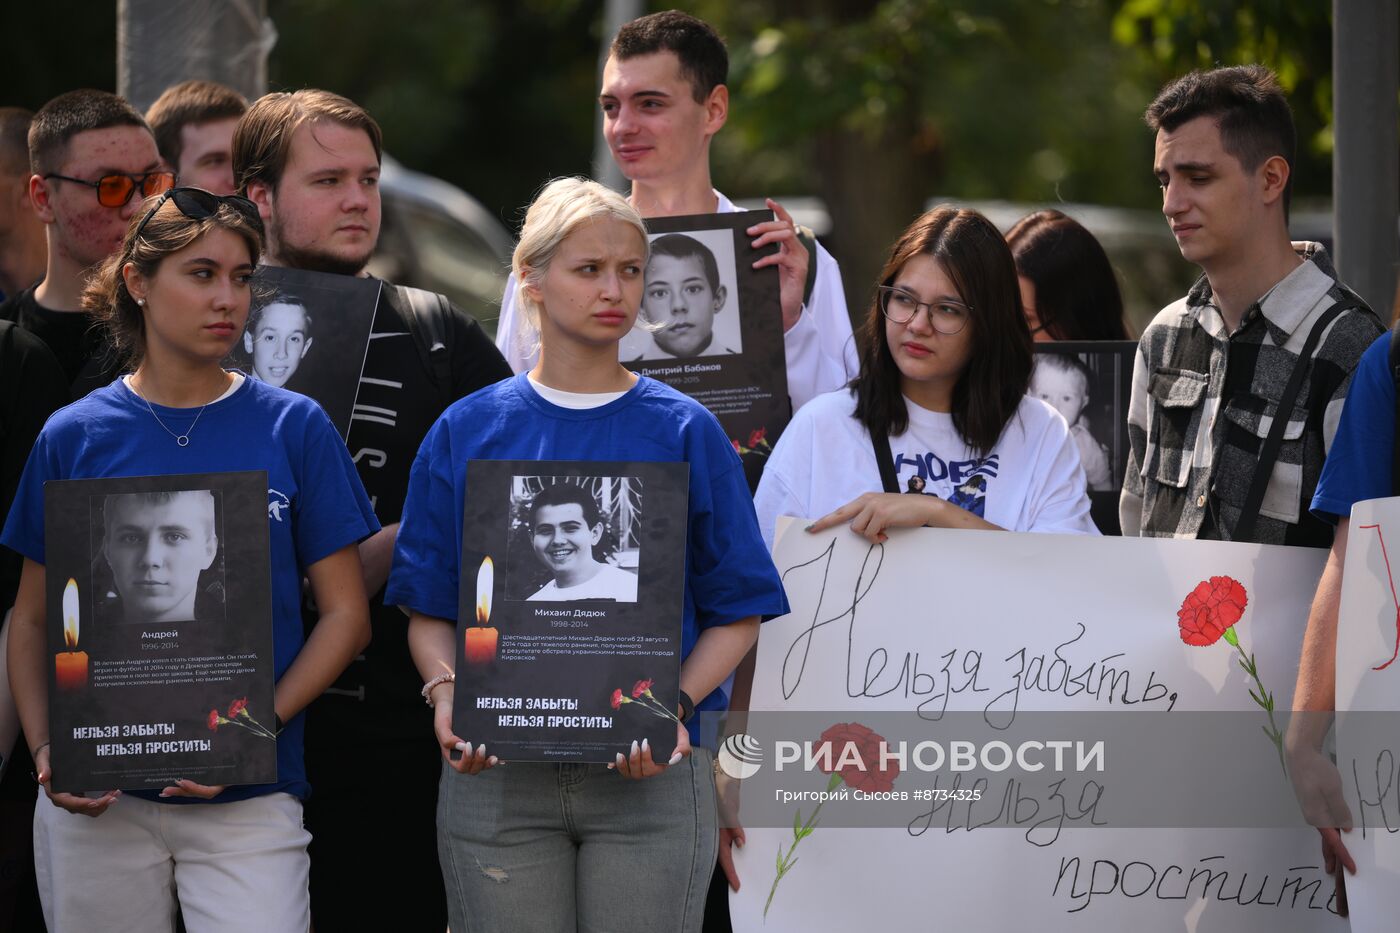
[117,0,274,112]
[1332,0,1400,317]
[592,0,643,192]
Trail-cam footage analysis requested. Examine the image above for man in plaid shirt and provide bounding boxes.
[1120,65,1381,547]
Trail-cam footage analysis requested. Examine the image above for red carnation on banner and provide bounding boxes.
[1177,576,1249,646]
[1177,576,1284,775]
[631,678,654,699]
[766,722,901,917]
[208,709,223,732]
[610,688,626,710]
[227,698,249,719]
[815,722,898,793]
[731,439,742,454]
[748,428,768,449]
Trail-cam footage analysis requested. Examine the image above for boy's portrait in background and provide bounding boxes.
[244,293,313,389]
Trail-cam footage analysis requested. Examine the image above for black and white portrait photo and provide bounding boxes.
[506,476,642,603]
[90,489,225,626]
[1031,341,1136,534]
[226,266,381,439]
[622,228,742,362]
[43,471,276,791]
[243,290,313,390]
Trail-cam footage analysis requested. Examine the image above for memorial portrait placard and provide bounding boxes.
[43,471,275,792]
[1031,340,1136,534]
[455,460,688,762]
[225,266,381,439]
[621,212,789,489]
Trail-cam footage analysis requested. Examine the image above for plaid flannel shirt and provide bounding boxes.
[1120,243,1381,546]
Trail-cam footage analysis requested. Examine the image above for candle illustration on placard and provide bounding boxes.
[464,556,498,665]
[55,577,88,691]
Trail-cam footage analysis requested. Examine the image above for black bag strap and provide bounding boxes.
[870,424,900,494]
[1234,299,1359,541]
[795,225,820,308]
[1390,318,1400,497]
[396,285,456,408]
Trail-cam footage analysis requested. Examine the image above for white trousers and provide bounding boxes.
[34,791,310,933]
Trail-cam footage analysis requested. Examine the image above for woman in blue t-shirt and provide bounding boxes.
[1,188,377,930]
[386,177,787,932]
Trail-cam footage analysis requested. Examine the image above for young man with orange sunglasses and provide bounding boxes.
[0,89,171,398]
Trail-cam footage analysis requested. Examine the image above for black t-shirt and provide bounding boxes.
[0,285,120,399]
[0,321,69,608]
[305,283,511,748]
[0,322,68,803]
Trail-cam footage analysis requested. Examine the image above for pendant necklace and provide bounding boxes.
[131,376,222,447]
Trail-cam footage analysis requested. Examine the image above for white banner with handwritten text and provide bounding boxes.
[730,520,1337,932]
[1335,496,1400,933]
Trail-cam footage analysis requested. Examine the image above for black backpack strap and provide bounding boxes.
[870,424,900,494]
[1390,319,1400,497]
[795,226,820,308]
[396,285,456,408]
[1234,300,1358,541]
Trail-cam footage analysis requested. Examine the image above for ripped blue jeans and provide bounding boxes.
[436,749,718,933]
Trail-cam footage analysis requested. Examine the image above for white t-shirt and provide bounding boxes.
[753,389,1098,549]
[527,563,639,602]
[494,190,859,412]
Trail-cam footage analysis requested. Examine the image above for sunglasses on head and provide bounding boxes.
[43,170,176,208]
[132,187,264,242]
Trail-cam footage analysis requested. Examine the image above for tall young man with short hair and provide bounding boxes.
[145,80,247,196]
[494,10,857,410]
[0,90,170,395]
[1120,65,1381,546]
[233,89,510,933]
[0,108,45,302]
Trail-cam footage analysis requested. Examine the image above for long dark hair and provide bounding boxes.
[853,206,1032,455]
[1006,209,1128,340]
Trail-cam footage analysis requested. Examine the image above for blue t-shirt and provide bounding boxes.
[1312,333,1392,522]
[385,374,789,741]
[2,376,380,802]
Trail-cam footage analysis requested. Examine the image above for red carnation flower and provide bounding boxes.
[815,722,898,794]
[208,709,221,732]
[731,439,742,454]
[610,688,624,710]
[1177,576,1249,646]
[748,428,767,448]
[631,678,654,699]
[227,698,248,719]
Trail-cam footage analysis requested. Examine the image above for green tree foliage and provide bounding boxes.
[695,0,1165,315]
[269,0,602,231]
[1111,0,1335,198]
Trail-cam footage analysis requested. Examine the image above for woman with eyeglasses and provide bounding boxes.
[1,188,376,930]
[753,206,1097,548]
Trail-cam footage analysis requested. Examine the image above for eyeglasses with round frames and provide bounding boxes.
[43,171,176,208]
[878,285,972,335]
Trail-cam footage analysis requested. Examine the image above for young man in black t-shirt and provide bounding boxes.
[233,88,511,932]
[0,90,170,397]
[0,322,67,932]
